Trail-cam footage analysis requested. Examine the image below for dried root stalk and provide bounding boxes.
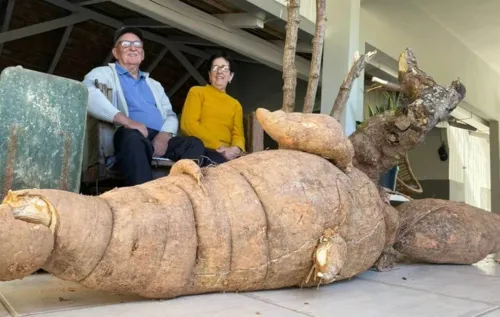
[349,48,466,182]
[330,50,377,119]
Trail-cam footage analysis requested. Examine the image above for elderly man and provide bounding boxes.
[83,26,207,186]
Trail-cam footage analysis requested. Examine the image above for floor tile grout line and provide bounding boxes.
[427,266,500,280]
[241,293,316,317]
[0,293,17,317]
[377,263,500,280]
[15,306,99,317]
[29,294,315,317]
[473,306,500,317]
[8,301,152,317]
[358,277,500,306]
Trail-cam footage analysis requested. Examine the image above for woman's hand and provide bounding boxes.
[217,146,242,161]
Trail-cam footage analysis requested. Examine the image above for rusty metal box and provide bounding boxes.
[0,66,88,199]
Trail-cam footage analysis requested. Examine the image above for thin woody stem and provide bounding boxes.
[281,0,301,113]
[303,0,326,113]
[330,51,377,119]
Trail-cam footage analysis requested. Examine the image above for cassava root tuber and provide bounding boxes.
[395,199,500,264]
[0,113,388,298]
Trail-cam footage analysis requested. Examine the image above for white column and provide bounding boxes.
[490,120,500,213]
[320,0,362,136]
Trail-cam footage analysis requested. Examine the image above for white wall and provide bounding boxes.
[408,128,449,181]
[447,126,491,210]
[360,0,500,122]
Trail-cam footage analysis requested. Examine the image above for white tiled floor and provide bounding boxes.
[247,279,496,317]
[360,265,500,305]
[31,293,308,317]
[483,309,500,317]
[0,275,143,316]
[0,256,498,317]
[0,301,9,317]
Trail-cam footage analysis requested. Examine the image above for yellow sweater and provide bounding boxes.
[180,85,246,152]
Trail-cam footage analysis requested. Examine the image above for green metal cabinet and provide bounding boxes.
[0,66,88,200]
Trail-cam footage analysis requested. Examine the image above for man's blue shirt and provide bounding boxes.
[115,63,163,131]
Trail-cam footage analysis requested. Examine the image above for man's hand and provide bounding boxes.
[113,112,148,138]
[125,121,148,138]
[152,132,171,157]
[217,145,242,161]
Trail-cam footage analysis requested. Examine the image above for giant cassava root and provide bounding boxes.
[0,140,387,298]
[0,109,496,299]
[0,112,389,298]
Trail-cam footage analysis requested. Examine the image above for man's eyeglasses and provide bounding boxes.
[210,65,231,73]
[116,40,143,49]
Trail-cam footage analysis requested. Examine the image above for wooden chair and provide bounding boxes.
[81,81,173,193]
[81,83,266,195]
[395,153,423,195]
[245,111,264,153]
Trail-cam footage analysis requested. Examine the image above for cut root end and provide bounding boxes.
[2,190,56,231]
[0,193,55,281]
[302,229,347,288]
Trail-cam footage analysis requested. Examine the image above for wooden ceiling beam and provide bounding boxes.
[0,13,89,44]
[213,13,265,29]
[112,0,311,80]
[145,46,169,73]
[168,57,205,97]
[48,25,74,73]
[43,0,210,59]
[0,0,16,55]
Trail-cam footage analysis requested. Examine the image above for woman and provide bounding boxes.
[180,53,245,164]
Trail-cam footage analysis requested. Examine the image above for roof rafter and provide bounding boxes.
[111,0,311,80]
[145,46,169,73]
[168,57,205,97]
[42,0,210,59]
[0,0,16,55]
[48,25,74,73]
[0,13,88,44]
[214,13,265,29]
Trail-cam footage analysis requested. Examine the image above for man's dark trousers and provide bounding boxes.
[113,127,226,186]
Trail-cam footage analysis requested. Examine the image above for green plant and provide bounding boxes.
[367,90,403,117]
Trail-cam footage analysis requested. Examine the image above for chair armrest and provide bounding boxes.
[245,111,264,153]
[97,121,116,160]
[151,157,175,167]
[87,81,116,164]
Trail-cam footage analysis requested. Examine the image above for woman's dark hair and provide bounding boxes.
[207,52,236,73]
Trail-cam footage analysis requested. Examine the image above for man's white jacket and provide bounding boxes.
[82,63,178,135]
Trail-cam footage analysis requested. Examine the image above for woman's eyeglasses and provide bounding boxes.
[117,40,143,49]
[210,65,231,73]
